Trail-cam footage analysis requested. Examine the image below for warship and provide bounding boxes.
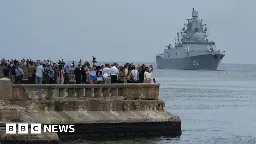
[156,8,225,70]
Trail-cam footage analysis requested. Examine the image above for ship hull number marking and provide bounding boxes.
[193,60,199,66]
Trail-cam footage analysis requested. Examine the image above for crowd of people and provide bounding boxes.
[0,57,155,84]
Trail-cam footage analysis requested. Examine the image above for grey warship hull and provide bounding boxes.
[156,8,225,70]
[156,53,224,70]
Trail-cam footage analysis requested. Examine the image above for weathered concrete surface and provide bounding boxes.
[0,78,12,101]
[0,105,25,122]
[12,84,160,100]
[12,100,165,111]
[0,78,181,142]
[19,110,180,124]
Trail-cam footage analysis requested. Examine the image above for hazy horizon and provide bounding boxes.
[1,0,255,64]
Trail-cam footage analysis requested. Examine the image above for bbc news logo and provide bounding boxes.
[6,123,75,134]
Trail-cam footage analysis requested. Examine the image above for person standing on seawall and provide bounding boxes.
[81,66,87,84]
[139,64,146,83]
[48,65,55,84]
[64,65,70,84]
[10,63,16,82]
[14,62,24,84]
[2,63,10,78]
[102,63,111,84]
[110,62,118,83]
[74,64,82,84]
[57,65,65,84]
[27,62,35,84]
[131,66,139,83]
[144,65,154,83]
[118,67,126,83]
[35,62,44,84]
[96,66,103,84]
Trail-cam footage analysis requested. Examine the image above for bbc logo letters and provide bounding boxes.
[6,123,75,134]
[6,123,42,134]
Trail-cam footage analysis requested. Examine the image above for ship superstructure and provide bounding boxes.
[156,8,225,70]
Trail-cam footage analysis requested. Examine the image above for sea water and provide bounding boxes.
[62,63,256,144]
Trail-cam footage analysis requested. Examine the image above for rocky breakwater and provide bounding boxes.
[0,78,181,143]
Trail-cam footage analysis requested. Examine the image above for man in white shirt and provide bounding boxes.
[110,62,118,83]
[102,63,111,84]
[131,66,139,83]
[35,63,44,84]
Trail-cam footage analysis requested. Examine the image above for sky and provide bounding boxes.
[0,0,255,64]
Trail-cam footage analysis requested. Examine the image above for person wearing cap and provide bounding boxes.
[110,62,118,83]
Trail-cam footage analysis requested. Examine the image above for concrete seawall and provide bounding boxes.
[0,78,181,143]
